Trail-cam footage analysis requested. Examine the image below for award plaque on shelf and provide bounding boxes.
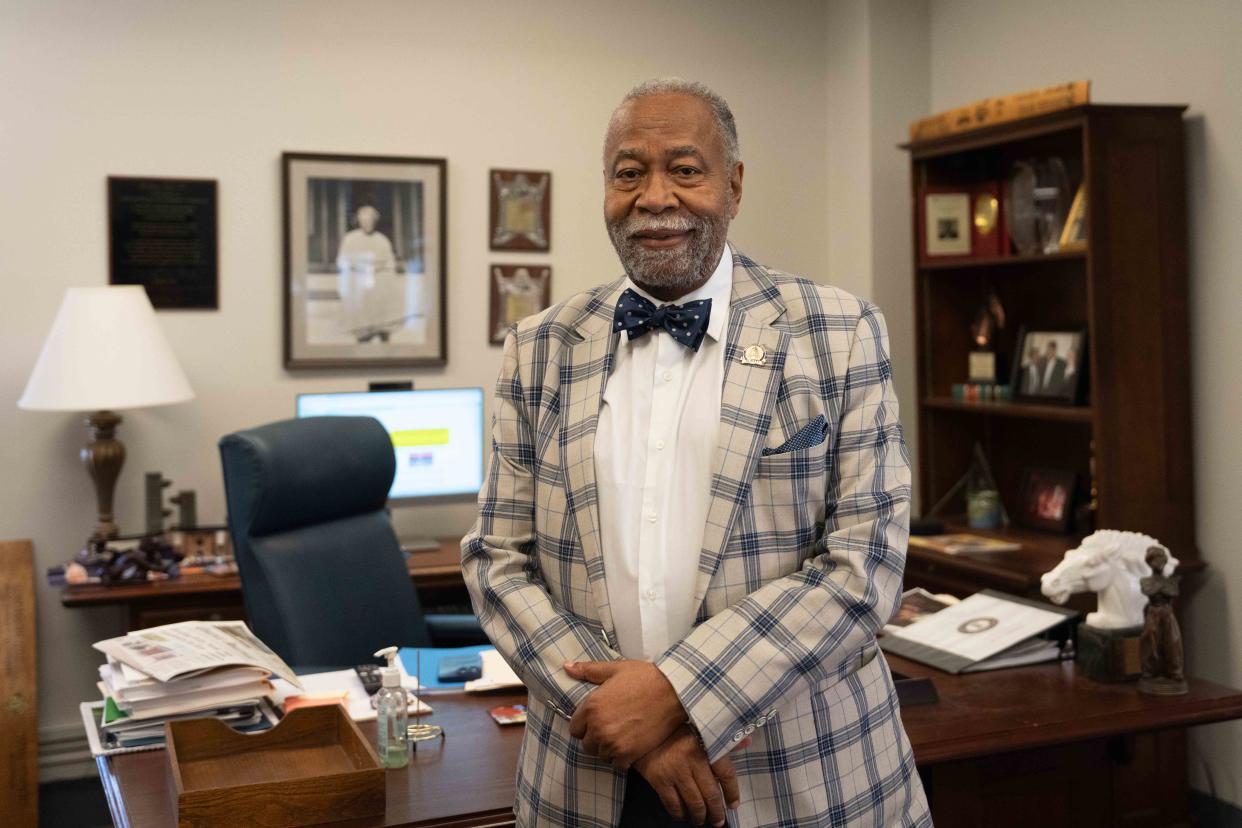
[971,183,1004,258]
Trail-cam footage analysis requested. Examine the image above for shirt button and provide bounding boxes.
[646,588,657,601]
[647,512,658,523]
[655,440,665,451]
[663,371,672,382]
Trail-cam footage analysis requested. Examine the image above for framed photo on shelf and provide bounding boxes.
[489,264,551,345]
[1017,467,1078,533]
[921,189,971,258]
[282,152,447,369]
[108,176,218,309]
[1058,184,1087,250]
[1010,326,1087,404]
[490,169,551,252]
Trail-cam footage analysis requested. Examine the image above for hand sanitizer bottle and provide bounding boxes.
[373,647,409,769]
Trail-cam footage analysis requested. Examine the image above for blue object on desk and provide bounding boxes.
[400,645,493,689]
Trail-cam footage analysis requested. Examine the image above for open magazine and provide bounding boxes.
[93,620,301,687]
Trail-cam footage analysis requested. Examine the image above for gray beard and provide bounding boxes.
[606,209,730,295]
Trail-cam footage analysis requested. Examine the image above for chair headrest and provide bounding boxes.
[219,416,395,537]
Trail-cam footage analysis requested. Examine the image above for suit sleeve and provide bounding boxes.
[461,329,618,717]
[654,303,911,762]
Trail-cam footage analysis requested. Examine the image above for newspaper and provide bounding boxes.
[93,620,301,687]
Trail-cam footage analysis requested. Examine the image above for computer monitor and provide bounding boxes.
[295,388,485,502]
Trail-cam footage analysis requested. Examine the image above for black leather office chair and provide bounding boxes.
[219,415,483,670]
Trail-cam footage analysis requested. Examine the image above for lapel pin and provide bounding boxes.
[741,344,766,366]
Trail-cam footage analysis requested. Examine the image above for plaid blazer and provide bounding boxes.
[462,250,931,827]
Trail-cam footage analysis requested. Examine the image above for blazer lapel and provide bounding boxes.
[560,278,624,640]
[693,255,789,613]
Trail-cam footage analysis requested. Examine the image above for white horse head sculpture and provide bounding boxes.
[1040,530,1178,629]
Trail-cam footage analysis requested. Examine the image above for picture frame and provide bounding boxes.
[488,264,551,345]
[282,152,447,369]
[1017,467,1078,533]
[108,176,218,309]
[921,189,972,259]
[1010,326,1087,404]
[489,169,551,252]
[1058,183,1087,250]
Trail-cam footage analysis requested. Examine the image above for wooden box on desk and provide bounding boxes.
[164,704,385,828]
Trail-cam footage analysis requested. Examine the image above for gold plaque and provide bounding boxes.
[973,192,999,237]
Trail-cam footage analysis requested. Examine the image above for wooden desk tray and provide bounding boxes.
[165,704,385,828]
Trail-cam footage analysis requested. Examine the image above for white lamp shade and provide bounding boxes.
[18,286,194,411]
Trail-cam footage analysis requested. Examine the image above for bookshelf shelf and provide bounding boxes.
[921,397,1093,423]
[918,248,1087,272]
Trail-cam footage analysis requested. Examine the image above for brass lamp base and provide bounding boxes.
[82,410,125,540]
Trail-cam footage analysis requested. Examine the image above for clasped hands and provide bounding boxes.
[564,659,748,827]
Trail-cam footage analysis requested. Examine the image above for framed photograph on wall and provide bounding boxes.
[489,169,550,252]
[1017,467,1078,533]
[489,264,551,344]
[282,152,447,369]
[1010,326,1087,404]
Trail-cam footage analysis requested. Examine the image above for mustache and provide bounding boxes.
[620,214,700,237]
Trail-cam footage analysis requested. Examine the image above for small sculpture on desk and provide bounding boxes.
[1041,530,1177,683]
[1138,546,1188,696]
[50,534,183,587]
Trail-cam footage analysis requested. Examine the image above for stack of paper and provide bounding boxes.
[82,620,299,755]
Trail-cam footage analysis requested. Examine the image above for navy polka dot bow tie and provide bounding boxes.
[612,289,712,352]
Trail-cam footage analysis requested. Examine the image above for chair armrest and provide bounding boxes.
[425,613,489,647]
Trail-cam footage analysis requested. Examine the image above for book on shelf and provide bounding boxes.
[880,589,1076,674]
[908,533,1022,555]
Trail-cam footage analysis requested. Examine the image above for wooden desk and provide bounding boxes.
[98,690,527,828]
[96,659,1242,828]
[62,539,468,630]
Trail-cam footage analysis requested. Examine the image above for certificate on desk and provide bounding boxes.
[880,590,1076,673]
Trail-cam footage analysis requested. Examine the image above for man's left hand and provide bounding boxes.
[565,659,686,770]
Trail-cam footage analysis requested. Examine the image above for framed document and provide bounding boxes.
[108,177,218,309]
[489,264,551,344]
[921,190,972,258]
[282,153,447,369]
[489,169,550,252]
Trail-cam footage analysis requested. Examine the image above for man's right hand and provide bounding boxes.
[632,726,749,827]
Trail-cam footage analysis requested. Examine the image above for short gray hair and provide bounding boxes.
[606,77,741,168]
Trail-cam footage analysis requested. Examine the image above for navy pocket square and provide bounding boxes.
[761,414,829,456]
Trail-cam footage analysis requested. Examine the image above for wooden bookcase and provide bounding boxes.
[902,104,1196,598]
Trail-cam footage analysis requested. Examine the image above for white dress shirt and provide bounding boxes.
[595,243,732,660]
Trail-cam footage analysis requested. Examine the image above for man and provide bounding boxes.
[462,78,929,828]
[336,203,401,342]
[1037,339,1069,396]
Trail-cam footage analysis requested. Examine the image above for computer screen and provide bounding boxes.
[296,388,485,500]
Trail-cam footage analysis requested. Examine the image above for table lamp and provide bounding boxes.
[18,286,194,540]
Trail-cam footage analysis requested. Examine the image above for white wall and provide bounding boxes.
[928,0,1242,807]
[825,0,927,498]
[0,0,835,777]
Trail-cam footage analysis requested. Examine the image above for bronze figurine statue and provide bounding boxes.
[1137,546,1188,696]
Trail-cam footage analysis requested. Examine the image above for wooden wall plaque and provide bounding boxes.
[0,540,37,827]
